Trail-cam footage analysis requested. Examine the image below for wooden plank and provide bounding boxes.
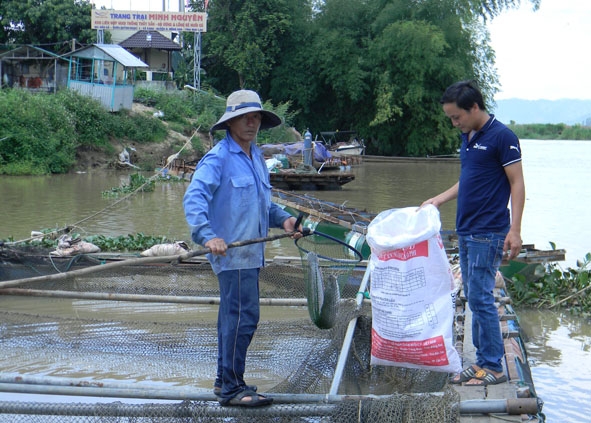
[456,289,528,423]
[513,248,567,263]
[504,337,522,382]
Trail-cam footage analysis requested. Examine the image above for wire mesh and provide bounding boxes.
[295,231,363,330]
[0,251,459,422]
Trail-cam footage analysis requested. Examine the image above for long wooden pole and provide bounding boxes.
[0,231,297,289]
[0,288,308,306]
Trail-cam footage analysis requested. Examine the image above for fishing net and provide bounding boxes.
[0,244,459,422]
[295,231,363,329]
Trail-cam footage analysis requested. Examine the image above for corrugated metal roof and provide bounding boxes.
[63,44,148,67]
[0,45,62,59]
[119,30,181,50]
[97,44,148,67]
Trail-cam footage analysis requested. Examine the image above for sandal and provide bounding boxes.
[470,369,507,386]
[213,384,257,397]
[450,365,480,384]
[218,389,273,407]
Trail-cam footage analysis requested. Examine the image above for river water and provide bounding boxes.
[1,139,589,422]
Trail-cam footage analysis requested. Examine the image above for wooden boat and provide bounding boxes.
[318,131,366,156]
[269,169,355,190]
[260,141,363,171]
[161,158,356,191]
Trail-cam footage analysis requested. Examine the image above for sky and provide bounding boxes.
[488,0,591,100]
[93,0,591,101]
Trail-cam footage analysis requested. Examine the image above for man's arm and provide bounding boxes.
[421,182,459,208]
[504,161,525,259]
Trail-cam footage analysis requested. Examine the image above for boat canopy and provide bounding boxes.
[319,131,357,146]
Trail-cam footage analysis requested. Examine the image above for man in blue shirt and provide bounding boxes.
[422,80,525,386]
[184,90,300,406]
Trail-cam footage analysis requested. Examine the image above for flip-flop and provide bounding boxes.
[218,389,273,407]
[450,365,480,384]
[466,369,508,386]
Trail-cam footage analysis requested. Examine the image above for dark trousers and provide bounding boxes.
[215,268,260,399]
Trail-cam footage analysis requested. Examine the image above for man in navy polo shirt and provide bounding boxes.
[422,80,525,386]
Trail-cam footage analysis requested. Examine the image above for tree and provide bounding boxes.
[270,0,539,155]
[272,0,375,133]
[188,0,540,152]
[203,0,294,92]
[0,0,96,47]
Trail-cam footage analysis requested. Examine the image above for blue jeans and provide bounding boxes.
[214,268,260,400]
[458,230,507,373]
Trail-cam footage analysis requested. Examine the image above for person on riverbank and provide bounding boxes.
[183,90,301,407]
[421,80,525,386]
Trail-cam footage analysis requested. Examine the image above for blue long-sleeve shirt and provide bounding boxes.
[183,134,291,274]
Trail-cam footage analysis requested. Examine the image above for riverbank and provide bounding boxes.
[72,103,210,173]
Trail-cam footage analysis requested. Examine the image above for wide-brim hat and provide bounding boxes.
[211,90,282,132]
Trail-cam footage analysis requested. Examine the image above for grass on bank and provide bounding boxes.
[0,88,299,175]
[0,89,171,175]
[507,122,591,140]
[1,87,590,177]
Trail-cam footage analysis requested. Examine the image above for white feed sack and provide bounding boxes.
[366,205,461,373]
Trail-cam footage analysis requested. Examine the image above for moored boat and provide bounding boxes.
[318,130,366,156]
[160,156,356,191]
[269,169,355,190]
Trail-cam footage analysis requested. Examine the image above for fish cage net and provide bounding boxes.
[295,231,363,330]
[0,250,459,422]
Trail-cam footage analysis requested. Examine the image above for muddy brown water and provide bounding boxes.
[1,139,590,421]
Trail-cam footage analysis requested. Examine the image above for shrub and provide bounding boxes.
[0,90,77,174]
[109,113,167,143]
[56,90,112,148]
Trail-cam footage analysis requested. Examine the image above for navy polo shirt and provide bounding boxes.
[456,115,522,235]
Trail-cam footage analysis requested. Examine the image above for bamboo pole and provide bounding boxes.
[0,371,540,416]
[0,231,297,289]
[0,287,309,306]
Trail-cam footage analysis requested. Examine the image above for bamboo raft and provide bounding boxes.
[269,170,355,190]
[452,276,543,422]
[163,158,356,190]
[0,248,546,421]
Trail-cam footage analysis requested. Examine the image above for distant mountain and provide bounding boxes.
[492,99,591,125]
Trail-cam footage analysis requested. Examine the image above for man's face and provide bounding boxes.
[227,112,262,144]
[443,102,478,133]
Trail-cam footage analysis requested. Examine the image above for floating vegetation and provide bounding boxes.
[507,243,591,316]
[83,233,172,252]
[2,231,173,253]
[102,173,155,197]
